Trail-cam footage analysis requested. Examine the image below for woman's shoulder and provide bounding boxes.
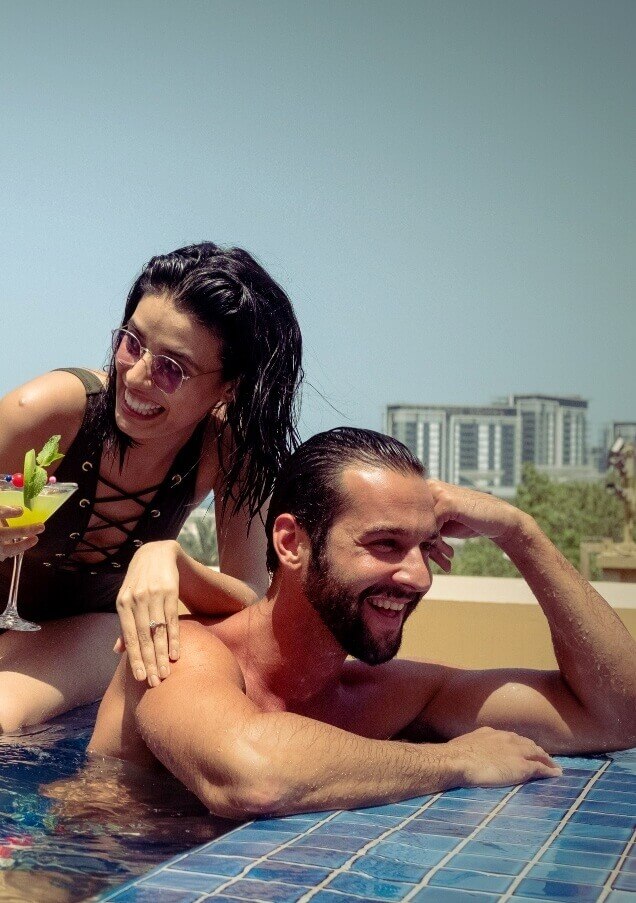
[0,370,105,471]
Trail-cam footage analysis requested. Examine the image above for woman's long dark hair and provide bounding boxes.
[93,242,303,522]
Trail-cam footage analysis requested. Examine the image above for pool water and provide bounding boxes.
[0,704,235,902]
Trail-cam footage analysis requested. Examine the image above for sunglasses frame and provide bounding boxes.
[111,328,223,395]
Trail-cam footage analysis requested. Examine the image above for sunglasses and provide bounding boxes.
[111,328,223,395]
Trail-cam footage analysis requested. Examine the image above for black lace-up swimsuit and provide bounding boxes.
[0,368,207,623]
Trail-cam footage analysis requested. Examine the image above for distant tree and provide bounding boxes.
[514,464,623,572]
[177,507,219,566]
[442,537,518,577]
[435,465,624,578]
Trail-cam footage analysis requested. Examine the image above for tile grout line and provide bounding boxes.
[498,759,612,903]
[400,783,524,900]
[596,824,636,902]
[295,794,446,902]
[194,809,346,900]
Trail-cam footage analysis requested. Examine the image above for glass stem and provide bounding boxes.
[7,552,25,614]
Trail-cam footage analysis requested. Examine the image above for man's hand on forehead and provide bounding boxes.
[426,479,525,549]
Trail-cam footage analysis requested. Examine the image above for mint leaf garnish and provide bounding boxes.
[23,436,65,510]
[24,466,47,509]
[36,435,64,468]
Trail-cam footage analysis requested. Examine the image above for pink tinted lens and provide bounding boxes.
[115,330,142,363]
[151,356,183,394]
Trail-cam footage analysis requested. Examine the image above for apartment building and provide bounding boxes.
[385,394,591,496]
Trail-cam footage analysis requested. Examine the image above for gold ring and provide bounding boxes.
[149,620,167,630]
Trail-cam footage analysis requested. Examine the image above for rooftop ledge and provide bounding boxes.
[426,574,636,609]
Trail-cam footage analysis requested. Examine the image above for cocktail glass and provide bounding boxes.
[0,481,78,631]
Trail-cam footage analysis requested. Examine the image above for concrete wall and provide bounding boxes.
[399,575,636,669]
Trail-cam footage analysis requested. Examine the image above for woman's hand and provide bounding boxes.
[0,506,44,561]
[114,540,182,687]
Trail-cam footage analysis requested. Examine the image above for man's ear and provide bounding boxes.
[272,513,308,572]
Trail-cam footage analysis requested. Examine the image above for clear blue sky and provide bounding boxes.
[1,0,633,443]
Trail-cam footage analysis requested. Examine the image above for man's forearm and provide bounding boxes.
[499,514,636,743]
[147,706,559,818]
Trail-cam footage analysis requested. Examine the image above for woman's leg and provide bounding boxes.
[0,613,121,733]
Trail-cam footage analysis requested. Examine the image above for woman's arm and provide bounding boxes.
[0,371,88,558]
[115,540,257,687]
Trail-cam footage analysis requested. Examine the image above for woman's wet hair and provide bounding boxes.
[265,427,426,573]
[94,241,303,521]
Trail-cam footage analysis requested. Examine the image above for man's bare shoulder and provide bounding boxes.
[173,619,246,690]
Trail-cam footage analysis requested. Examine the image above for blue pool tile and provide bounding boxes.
[549,833,627,854]
[105,889,201,903]
[400,817,471,837]
[461,839,538,861]
[256,815,323,830]
[527,861,611,886]
[334,813,401,831]
[213,878,307,901]
[539,846,619,870]
[201,897,252,902]
[290,833,363,852]
[328,871,415,900]
[479,814,557,833]
[138,870,228,893]
[200,839,283,857]
[559,820,633,841]
[309,820,387,841]
[514,877,605,901]
[431,798,495,815]
[309,893,371,902]
[501,801,568,819]
[429,868,512,893]
[447,852,527,875]
[361,802,430,817]
[411,888,499,901]
[587,788,636,804]
[231,825,298,843]
[350,852,429,882]
[472,827,544,849]
[441,786,511,802]
[599,777,636,792]
[614,871,636,891]
[578,799,636,817]
[554,756,606,770]
[270,846,351,868]
[606,893,636,903]
[246,860,332,886]
[569,810,636,828]
[373,839,456,867]
[409,810,487,827]
[375,837,456,865]
[168,854,252,876]
[384,830,460,850]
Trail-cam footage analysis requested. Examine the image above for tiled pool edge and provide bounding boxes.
[94,749,636,902]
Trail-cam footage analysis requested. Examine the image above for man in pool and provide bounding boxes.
[90,428,636,818]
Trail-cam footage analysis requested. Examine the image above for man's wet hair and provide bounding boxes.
[265,427,426,573]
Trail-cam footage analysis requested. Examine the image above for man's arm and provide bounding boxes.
[133,622,560,819]
[414,482,636,754]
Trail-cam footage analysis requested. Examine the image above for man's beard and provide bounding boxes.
[303,548,420,665]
